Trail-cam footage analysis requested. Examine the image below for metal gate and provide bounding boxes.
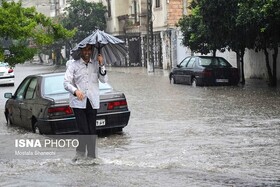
[153,32,162,68]
[127,34,142,66]
[143,32,163,68]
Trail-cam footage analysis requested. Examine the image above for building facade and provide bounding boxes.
[18,0,280,80]
[18,0,191,69]
[92,0,192,70]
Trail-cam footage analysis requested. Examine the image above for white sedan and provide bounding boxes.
[0,62,14,86]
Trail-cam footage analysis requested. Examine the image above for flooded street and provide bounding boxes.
[0,63,279,186]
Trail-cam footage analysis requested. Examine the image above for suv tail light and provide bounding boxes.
[48,106,73,116]
[107,100,127,110]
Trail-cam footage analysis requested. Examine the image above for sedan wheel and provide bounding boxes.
[7,115,12,126]
[33,122,42,134]
[171,75,177,84]
[192,78,197,87]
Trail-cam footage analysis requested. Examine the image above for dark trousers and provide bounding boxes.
[73,99,97,156]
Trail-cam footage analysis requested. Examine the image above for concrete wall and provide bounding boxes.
[216,48,280,80]
[244,48,280,80]
[175,30,280,81]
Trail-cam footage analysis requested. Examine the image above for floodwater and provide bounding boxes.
[0,63,279,186]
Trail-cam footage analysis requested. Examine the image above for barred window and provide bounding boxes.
[155,0,160,8]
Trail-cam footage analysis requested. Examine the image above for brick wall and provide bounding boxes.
[167,0,183,26]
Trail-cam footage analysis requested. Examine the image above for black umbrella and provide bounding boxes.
[71,29,126,65]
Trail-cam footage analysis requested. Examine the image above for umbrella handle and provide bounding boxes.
[97,47,106,75]
[97,47,102,64]
[99,67,107,76]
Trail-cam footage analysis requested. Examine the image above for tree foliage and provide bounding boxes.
[237,0,280,86]
[61,0,107,45]
[178,0,237,55]
[0,0,75,67]
[178,6,210,54]
[177,0,280,86]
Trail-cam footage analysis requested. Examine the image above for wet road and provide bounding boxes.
[0,63,279,186]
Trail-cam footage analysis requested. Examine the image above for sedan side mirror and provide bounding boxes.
[4,93,12,99]
[177,64,181,68]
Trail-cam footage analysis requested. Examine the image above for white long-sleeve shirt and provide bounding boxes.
[64,58,108,109]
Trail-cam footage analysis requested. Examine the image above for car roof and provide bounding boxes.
[27,72,65,78]
[40,72,65,77]
[183,56,228,61]
[26,72,112,89]
[195,56,224,58]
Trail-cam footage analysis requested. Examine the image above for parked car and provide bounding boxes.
[4,72,130,135]
[169,56,239,86]
[0,62,14,86]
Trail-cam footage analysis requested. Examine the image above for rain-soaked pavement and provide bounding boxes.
[0,63,279,186]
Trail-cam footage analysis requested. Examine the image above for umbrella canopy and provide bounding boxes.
[71,29,126,64]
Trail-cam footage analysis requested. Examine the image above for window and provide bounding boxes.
[43,75,67,95]
[99,82,112,90]
[133,0,138,23]
[15,78,31,100]
[107,0,111,18]
[198,57,212,66]
[186,57,196,68]
[198,57,232,67]
[155,0,160,8]
[179,57,191,67]
[218,58,232,67]
[25,78,37,99]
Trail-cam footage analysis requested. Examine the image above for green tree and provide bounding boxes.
[178,0,280,86]
[178,0,247,82]
[61,0,107,47]
[178,6,210,55]
[237,0,280,86]
[0,0,75,67]
[178,1,234,56]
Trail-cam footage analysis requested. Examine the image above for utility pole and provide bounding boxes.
[147,0,154,72]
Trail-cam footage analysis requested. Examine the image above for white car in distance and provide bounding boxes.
[0,62,14,86]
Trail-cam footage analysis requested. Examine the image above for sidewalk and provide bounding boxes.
[107,66,170,77]
[27,60,171,77]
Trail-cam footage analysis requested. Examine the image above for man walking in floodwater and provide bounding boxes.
[64,44,108,161]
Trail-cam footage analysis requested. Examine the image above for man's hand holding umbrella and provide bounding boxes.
[97,54,104,66]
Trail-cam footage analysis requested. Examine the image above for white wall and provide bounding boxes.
[244,48,280,79]
[217,48,280,80]
[174,31,280,81]
[153,3,168,31]
[177,31,192,63]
